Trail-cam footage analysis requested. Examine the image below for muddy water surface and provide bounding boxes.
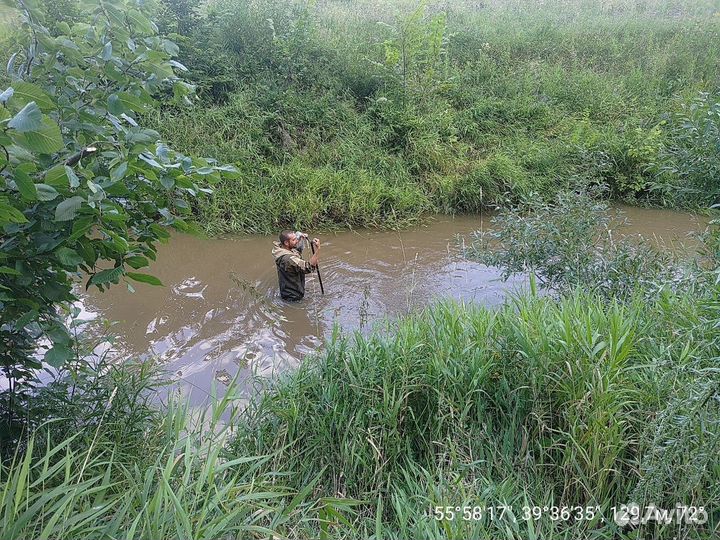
[79,206,706,403]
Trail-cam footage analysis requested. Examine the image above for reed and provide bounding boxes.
[0,362,310,539]
[227,287,719,538]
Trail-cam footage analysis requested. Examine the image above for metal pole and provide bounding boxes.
[310,240,325,295]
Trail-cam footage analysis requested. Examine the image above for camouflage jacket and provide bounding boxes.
[272,241,315,300]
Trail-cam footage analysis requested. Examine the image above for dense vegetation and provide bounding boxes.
[226,194,720,539]
[1,0,719,539]
[4,206,718,538]
[231,293,719,538]
[0,0,237,443]
[143,0,720,233]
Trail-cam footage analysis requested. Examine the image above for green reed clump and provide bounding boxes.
[228,288,719,538]
[0,359,340,540]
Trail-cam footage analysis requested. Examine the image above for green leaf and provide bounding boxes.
[173,198,190,210]
[13,116,64,153]
[77,238,97,266]
[87,179,100,194]
[143,58,174,79]
[46,324,71,345]
[36,183,60,201]
[0,200,27,223]
[116,91,149,114]
[172,80,194,101]
[45,164,69,187]
[8,101,42,132]
[14,169,38,200]
[108,94,123,115]
[150,223,171,240]
[15,309,39,330]
[125,127,160,144]
[127,272,163,286]
[125,255,149,269]
[102,2,126,28]
[0,87,13,104]
[0,266,21,275]
[7,143,34,163]
[64,165,80,188]
[55,247,84,267]
[175,175,193,189]
[101,41,113,61]
[169,60,187,71]
[6,50,17,76]
[69,216,94,241]
[8,82,55,112]
[108,231,129,253]
[45,344,73,368]
[110,161,128,183]
[108,92,148,116]
[163,39,179,56]
[217,164,240,174]
[139,153,163,169]
[160,176,175,189]
[90,266,124,286]
[126,9,156,35]
[54,196,84,221]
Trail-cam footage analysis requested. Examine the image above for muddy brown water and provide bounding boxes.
[78,206,707,403]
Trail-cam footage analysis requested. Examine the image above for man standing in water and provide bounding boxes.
[272,230,320,301]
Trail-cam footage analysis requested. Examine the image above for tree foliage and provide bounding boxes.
[0,0,237,427]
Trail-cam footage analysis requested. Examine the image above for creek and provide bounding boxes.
[78,206,707,403]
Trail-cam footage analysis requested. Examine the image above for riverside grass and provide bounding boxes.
[2,287,719,538]
[0,363,318,540]
[150,0,720,234]
[3,202,717,540]
[229,285,720,539]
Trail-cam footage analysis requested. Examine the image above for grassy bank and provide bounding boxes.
[147,0,720,234]
[228,288,720,538]
[4,285,718,538]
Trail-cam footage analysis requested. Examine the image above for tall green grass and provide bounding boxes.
[146,0,720,233]
[0,360,338,539]
[4,259,719,537]
[228,287,720,538]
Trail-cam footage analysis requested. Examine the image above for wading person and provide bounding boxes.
[272,230,320,301]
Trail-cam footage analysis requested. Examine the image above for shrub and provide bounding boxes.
[654,91,720,207]
[466,188,682,297]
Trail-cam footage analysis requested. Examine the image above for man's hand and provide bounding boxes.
[310,237,320,267]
